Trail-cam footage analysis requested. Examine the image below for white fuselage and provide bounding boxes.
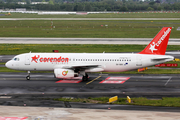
[6,53,174,72]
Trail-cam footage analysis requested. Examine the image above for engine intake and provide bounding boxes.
[54,69,78,78]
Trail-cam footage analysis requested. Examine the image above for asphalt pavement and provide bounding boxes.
[0,38,180,44]
[0,73,180,119]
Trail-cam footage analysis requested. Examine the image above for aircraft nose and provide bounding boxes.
[5,61,12,69]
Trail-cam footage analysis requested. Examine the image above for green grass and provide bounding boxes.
[2,12,180,18]
[0,67,25,72]
[0,44,180,55]
[0,44,144,55]
[0,67,54,73]
[53,97,180,107]
[0,20,180,38]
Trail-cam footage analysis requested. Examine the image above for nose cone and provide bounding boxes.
[5,61,12,69]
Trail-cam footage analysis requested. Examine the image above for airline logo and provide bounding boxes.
[62,70,68,76]
[31,55,69,63]
[124,63,128,65]
[149,28,171,53]
[149,42,158,53]
[31,55,40,63]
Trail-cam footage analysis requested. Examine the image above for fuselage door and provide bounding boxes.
[136,55,142,66]
[25,55,30,65]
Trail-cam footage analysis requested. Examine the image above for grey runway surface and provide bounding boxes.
[1,18,180,20]
[0,73,180,98]
[0,38,180,45]
[0,73,180,113]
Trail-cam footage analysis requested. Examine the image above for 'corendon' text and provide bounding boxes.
[156,28,171,46]
[31,55,69,63]
[40,56,69,62]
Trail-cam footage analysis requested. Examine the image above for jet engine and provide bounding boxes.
[54,69,78,78]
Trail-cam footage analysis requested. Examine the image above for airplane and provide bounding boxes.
[5,27,174,81]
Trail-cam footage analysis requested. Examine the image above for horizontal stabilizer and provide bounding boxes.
[151,56,174,62]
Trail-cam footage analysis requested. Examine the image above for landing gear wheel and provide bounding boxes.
[85,73,88,78]
[82,76,86,81]
[26,76,30,80]
[82,74,88,81]
[26,71,30,80]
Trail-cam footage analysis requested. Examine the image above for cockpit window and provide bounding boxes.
[13,58,19,61]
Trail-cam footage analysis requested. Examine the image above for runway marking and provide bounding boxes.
[86,76,101,85]
[56,80,82,83]
[0,117,28,120]
[165,77,172,86]
[100,77,130,84]
[56,77,82,83]
[57,77,82,80]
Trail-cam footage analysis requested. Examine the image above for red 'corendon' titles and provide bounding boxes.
[31,55,69,63]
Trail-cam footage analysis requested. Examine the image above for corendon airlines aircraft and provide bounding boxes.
[6,27,174,81]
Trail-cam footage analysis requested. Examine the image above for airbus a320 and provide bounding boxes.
[5,27,174,81]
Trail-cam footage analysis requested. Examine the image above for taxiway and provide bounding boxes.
[0,38,180,44]
[0,73,180,98]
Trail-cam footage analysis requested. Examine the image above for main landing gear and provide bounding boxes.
[82,73,88,81]
[26,71,30,80]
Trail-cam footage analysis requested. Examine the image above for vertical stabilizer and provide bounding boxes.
[139,27,172,55]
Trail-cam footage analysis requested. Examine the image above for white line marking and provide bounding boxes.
[165,77,172,86]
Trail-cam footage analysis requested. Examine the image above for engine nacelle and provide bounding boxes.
[54,69,77,78]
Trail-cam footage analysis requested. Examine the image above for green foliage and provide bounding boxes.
[53,97,180,107]
[2,44,180,55]
[131,97,180,107]
[147,7,154,11]
[1,0,180,11]
[0,20,180,38]
[90,97,109,101]
[0,44,180,55]
[49,0,54,5]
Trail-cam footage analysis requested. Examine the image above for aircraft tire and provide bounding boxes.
[82,75,88,81]
[26,76,30,80]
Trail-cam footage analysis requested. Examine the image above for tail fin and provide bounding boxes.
[139,27,172,55]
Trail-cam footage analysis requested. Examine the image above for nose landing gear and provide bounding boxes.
[26,71,30,80]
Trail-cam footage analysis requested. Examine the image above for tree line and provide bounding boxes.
[0,0,180,11]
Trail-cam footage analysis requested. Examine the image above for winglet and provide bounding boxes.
[139,27,172,55]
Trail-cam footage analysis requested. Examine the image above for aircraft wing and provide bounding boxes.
[62,64,99,70]
[54,64,104,72]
